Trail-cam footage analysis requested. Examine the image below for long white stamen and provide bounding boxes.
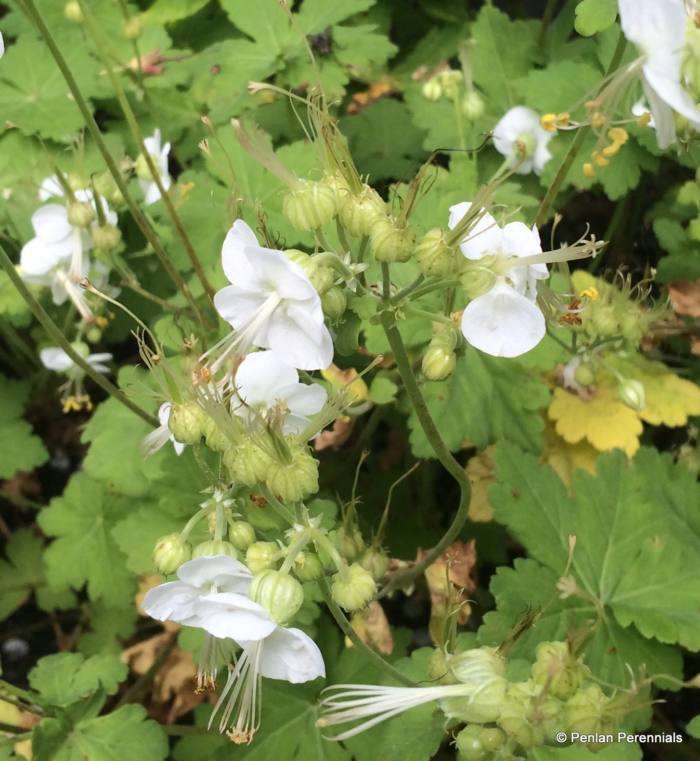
[69,227,84,282]
[56,270,94,322]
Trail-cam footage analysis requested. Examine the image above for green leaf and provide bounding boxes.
[38,473,136,607]
[143,0,211,23]
[78,603,138,656]
[514,61,602,114]
[369,376,399,405]
[29,652,127,707]
[0,375,48,479]
[574,0,618,37]
[220,0,293,58]
[33,704,167,761]
[488,444,700,653]
[688,715,700,738]
[0,529,43,621]
[295,0,375,35]
[408,348,550,458]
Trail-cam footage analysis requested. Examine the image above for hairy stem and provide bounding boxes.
[0,245,158,427]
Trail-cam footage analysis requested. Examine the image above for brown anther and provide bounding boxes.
[227,729,255,745]
[250,494,267,508]
[192,366,212,385]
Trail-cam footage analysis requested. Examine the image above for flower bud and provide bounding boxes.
[564,684,612,736]
[460,259,498,299]
[619,311,644,345]
[67,201,96,228]
[93,172,124,207]
[617,378,645,412]
[245,541,280,574]
[359,547,390,581]
[134,154,154,181]
[427,649,454,683]
[422,344,456,381]
[191,539,238,559]
[455,725,505,761]
[122,15,143,40]
[322,286,347,321]
[203,418,229,452]
[588,304,618,338]
[370,217,416,263]
[64,1,84,23]
[441,647,507,723]
[335,526,365,561]
[152,533,191,575]
[283,180,337,231]
[85,326,102,344]
[331,563,376,611]
[250,570,304,624]
[416,229,459,276]
[338,185,386,237]
[421,78,443,101]
[573,363,595,387]
[497,680,543,748]
[265,447,319,502]
[168,402,206,445]
[228,520,256,552]
[293,551,324,581]
[92,224,122,252]
[531,641,588,700]
[461,90,485,121]
[223,440,272,486]
[438,69,463,99]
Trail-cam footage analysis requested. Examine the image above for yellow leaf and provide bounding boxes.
[542,421,599,487]
[465,447,496,522]
[548,386,642,456]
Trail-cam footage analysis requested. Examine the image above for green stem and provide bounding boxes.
[392,278,461,304]
[77,0,215,303]
[534,31,627,227]
[259,484,297,525]
[18,0,205,325]
[0,680,45,716]
[318,577,415,687]
[0,245,158,427]
[538,0,559,47]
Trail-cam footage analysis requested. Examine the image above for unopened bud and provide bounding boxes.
[461,90,485,121]
[359,547,390,581]
[283,180,337,231]
[191,539,238,559]
[321,286,347,321]
[335,526,365,561]
[134,153,154,181]
[441,647,507,724]
[331,563,376,611]
[168,402,206,445]
[421,78,443,101]
[265,447,319,502]
[223,440,272,486]
[422,344,456,381]
[203,418,229,452]
[531,641,588,700]
[85,326,102,344]
[416,229,459,276]
[338,185,386,237]
[455,725,506,761]
[617,378,645,411]
[245,541,280,574]
[122,15,143,40]
[588,304,618,337]
[565,684,612,736]
[370,217,416,263]
[228,520,256,552]
[573,363,595,387]
[67,201,95,228]
[153,533,191,574]
[64,1,83,23]
[92,223,122,251]
[250,570,304,624]
[293,551,323,581]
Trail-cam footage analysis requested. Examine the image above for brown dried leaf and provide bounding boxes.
[465,447,496,522]
[347,601,394,655]
[668,280,700,318]
[314,417,354,451]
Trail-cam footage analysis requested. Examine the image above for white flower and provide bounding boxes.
[631,99,656,128]
[449,202,548,358]
[211,220,334,371]
[211,616,325,744]
[492,106,553,175]
[40,346,112,375]
[232,351,327,436]
[139,129,172,205]
[142,402,187,456]
[0,32,4,58]
[618,0,700,148]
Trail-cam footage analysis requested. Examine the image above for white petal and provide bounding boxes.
[32,204,73,242]
[619,0,685,64]
[39,176,64,201]
[143,129,162,156]
[158,403,172,427]
[243,626,325,683]
[500,222,542,259]
[176,555,252,591]
[195,593,277,640]
[283,383,327,417]
[644,67,700,129]
[143,581,200,623]
[20,237,70,277]
[448,202,502,260]
[233,351,299,411]
[460,282,546,358]
[221,220,264,285]
[214,285,268,330]
[267,312,333,370]
[643,79,677,148]
[39,347,74,372]
[142,425,171,456]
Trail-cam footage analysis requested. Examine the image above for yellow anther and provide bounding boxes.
[540,113,558,132]
[591,111,605,129]
[607,126,629,145]
[592,151,609,167]
[636,111,652,127]
[62,396,82,413]
[583,162,596,178]
[579,286,599,301]
[556,112,570,127]
[95,315,109,329]
[602,142,621,157]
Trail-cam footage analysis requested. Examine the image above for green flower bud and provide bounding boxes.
[153,533,191,575]
[250,570,304,625]
[359,547,390,581]
[228,520,256,552]
[283,180,337,231]
[122,15,143,40]
[455,725,488,761]
[335,526,365,562]
[589,305,618,338]
[619,311,644,345]
[573,363,595,387]
[64,1,84,23]
[531,641,588,700]
[192,539,238,559]
[168,402,206,445]
[461,90,485,121]
[416,229,459,276]
[438,69,463,99]
[460,258,498,299]
[223,440,272,486]
[67,200,96,228]
[564,684,612,736]
[338,185,386,237]
[497,680,543,749]
[134,153,154,181]
[322,286,347,321]
[422,344,456,381]
[421,78,443,101]
[245,541,281,574]
[441,647,508,724]
[265,447,319,502]
[370,217,416,263]
[331,563,376,611]
[427,649,455,683]
[65,341,90,380]
[203,418,230,453]
[293,551,324,581]
[92,224,122,252]
[617,378,645,412]
[93,172,124,208]
[85,327,102,344]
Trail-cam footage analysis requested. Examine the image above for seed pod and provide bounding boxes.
[191,539,238,560]
[245,541,280,574]
[283,180,337,231]
[331,563,376,611]
[321,286,347,321]
[370,216,416,263]
[359,547,390,581]
[416,229,459,276]
[168,402,206,446]
[223,440,273,486]
[338,185,386,237]
[293,551,323,581]
[228,520,256,552]
[265,447,319,502]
